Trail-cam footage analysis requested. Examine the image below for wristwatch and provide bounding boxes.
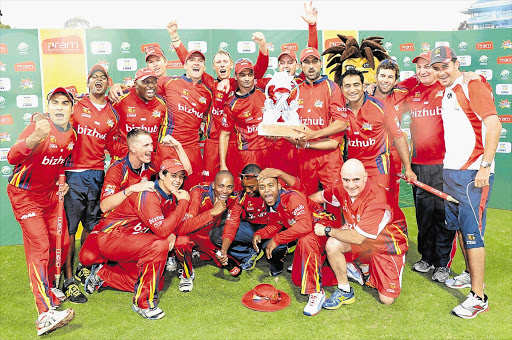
[324,227,332,237]
[480,161,492,168]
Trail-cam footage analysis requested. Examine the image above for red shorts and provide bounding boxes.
[369,252,405,299]
[156,144,202,190]
[388,147,401,205]
[238,148,272,174]
[271,139,298,177]
[203,138,238,183]
[297,148,343,195]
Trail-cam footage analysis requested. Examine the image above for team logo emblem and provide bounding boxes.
[499,99,511,109]
[20,78,34,89]
[83,108,91,114]
[243,110,251,118]
[421,43,430,52]
[384,42,392,51]
[67,142,75,150]
[104,184,115,196]
[403,57,411,66]
[435,90,444,98]
[479,55,488,64]
[182,89,189,96]
[288,218,296,225]
[107,119,114,127]
[50,136,57,144]
[314,99,323,108]
[128,107,136,114]
[458,41,467,50]
[501,69,510,79]
[199,96,206,104]
[362,122,372,131]
[152,109,161,118]
[502,40,512,49]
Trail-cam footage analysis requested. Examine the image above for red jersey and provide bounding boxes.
[8,119,77,192]
[255,189,336,245]
[100,155,158,201]
[346,94,403,176]
[222,83,275,151]
[64,96,119,170]
[158,75,213,148]
[98,180,188,239]
[111,88,169,159]
[177,183,237,235]
[323,179,408,255]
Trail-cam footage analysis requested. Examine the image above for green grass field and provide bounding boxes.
[1,207,511,339]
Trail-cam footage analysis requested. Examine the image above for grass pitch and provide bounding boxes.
[0,208,511,339]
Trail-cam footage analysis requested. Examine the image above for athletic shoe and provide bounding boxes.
[240,249,264,271]
[451,291,489,319]
[412,260,434,273]
[178,269,194,293]
[432,267,450,283]
[74,265,91,286]
[36,308,74,336]
[50,288,67,303]
[192,250,200,260]
[63,282,88,304]
[445,270,471,289]
[165,256,178,272]
[287,244,296,254]
[287,263,293,273]
[84,264,104,294]
[132,304,165,320]
[322,287,355,309]
[346,262,364,285]
[303,290,325,316]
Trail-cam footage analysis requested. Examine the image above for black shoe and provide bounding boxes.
[75,265,91,286]
[63,282,88,304]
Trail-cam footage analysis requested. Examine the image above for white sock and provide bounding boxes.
[338,283,351,292]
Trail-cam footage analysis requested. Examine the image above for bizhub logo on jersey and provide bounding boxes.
[77,124,107,139]
[411,107,442,117]
[178,103,203,119]
[300,117,325,126]
[348,137,376,147]
[125,124,158,133]
[41,156,66,165]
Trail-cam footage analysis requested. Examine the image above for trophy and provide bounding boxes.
[258,71,304,137]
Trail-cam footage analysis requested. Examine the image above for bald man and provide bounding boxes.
[310,159,408,306]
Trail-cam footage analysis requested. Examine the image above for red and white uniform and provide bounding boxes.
[110,88,169,160]
[7,119,77,314]
[255,189,336,295]
[93,181,188,309]
[322,179,408,298]
[291,75,347,195]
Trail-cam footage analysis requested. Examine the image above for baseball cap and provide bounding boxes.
[299,47,321,62]
[234,58,254,74]
[160,158,186,174]
[429,46,457,65]
[47,87,74,104]
[87,63,108,81]
[412,51,431,64]
[278,50,298,62]
[135,68,158,81]
[241,284,291,312]
[185,49,205,62]
[145,47,166,62]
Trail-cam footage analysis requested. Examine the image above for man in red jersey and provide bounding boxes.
[311,159,408,307]
[59,64,118,303]
[255,173,337,316]
[110,68,170,161]
[84,159,190,320]
[173,170,235,292]
[7,87,76,336]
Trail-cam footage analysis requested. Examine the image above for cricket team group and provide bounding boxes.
[6,3,501,336]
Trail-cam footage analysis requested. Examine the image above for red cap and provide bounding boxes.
[241,284,291,312]
[234,58,254,74]
[278,50,298,62]
[185,49,205,62]
[160,158,186,174]
[412,51,431,64]
[87,63,108,80]
[145,47,166,62]
[46,87,74,104]
[299,47,321,62]
[429,46,457,66]
[135,68,158,81]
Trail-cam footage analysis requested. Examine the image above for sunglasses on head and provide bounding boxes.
[236,58,252,64]
[239,173,258,180]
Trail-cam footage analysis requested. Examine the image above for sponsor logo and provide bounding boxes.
[1,165,11,176]
[237,41,256,54]
[410,106,442,117]
[97,59,109,70]
[77,124,107,139]
[21,212,36,220]
[120,41,130,52]
[399,43,415,51]
[23,113,32,123]
[362,122,372,131]
[435,41,450,47]
[475,69,492,80]
[347,137,376,148]
[501,40,512,49]
[324,38,344,49]
[90,41,112,54]
[399,71,415,81]
[198,96,207,104]
[16,95,38,108]
[498,114,511,124]
[402,113,411,123]
[116,58,137,71]
[0,78,11,91]
[218,42,229,51]
[476,41,493,50]
[14,61,36,72]
[300,117,325,126]
[496,84,511,95]
[0,44,7,54]
[457,55,471,67]
[384,42,392,51]
[125,123,158,134]
[501,127,508,138]
[20,78,34,89]
[17,42,29,54]
[499,99,511,109]
[247,124,259,133]
[65,86,77,94]
[188,41,207,53]
[403,56,411,66]
[167,59,183,69]
[0,115,13,125]
[149,215,164,225]
[0,147,8,160]
[501,69,510,79]
[496,142,511,154]
[314,99,323,108]
[292,204,305,216]
[123,77,134,87]
[0,61,5,71]
[152,109,161,118]
[0,96,5,107]
[266,42,275,52]
[42,36,84,54]
[268,57,278,70]
[178,103,203,119]
[0,132,11,142]
[140,43,162,53]
[479,55,488,64]
[421,43,430,52]
[497,55,512,64]
[458,41,467,51]
[281,43,299,52]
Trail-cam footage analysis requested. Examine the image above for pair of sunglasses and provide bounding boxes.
[239,173,258,180]
[252,292,282,304]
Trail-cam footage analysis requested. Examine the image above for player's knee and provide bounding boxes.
[379,293,395,305]
[325,237,343,254]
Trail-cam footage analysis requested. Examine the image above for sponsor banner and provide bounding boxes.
[14,61,36,72]
[496,84,512,95]
[41,35,84,54]
[496,142,511,153]
[475,69,493,80]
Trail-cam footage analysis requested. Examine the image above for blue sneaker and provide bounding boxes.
[322,287,355,309]
[240,250,264,270]
[346,262,364,285]
[84,264,104,294]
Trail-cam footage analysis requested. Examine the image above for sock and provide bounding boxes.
[338,283,351,292]
[360,264,369,276]
[64,277,74,287]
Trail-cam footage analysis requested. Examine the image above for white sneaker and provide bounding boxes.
[50,288,67,303]
[287,264,293,273]
[36,308,74,336]
[412,260,434,273]
[166,256,178,272]
[346,262,364,285]
[178,269,194,293]
[451,291,489,319]
[432,267,450,283]
[132,304,165,320]
[445,270,471,289]
[303,290,325,316]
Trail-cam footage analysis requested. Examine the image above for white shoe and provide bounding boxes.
[132,304,165,320]
[303,290,325,316]
[287,264,293,273]
[451,291,489,319]
[36,308,74,336]
[346,262,364,285]
[166,256,178,272]
[50,288,67,303]
[445,270,471,289]
[178,269,194,293]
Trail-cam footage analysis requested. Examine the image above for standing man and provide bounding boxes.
[430,46,501,319]
[311,159,408,307]
[7,87,76,335]
[61,64,119,303]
